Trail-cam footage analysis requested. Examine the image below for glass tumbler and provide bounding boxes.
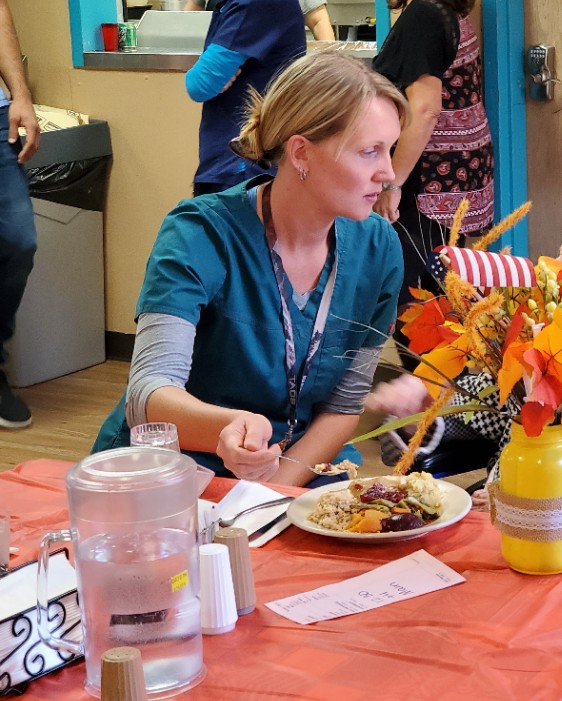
[130,422,180,452]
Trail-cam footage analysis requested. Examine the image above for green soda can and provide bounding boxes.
[117,23,128,51]
[123,22,137,52]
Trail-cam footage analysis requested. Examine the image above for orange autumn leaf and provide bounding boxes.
[398,302,425,325]
[402,300,445,353]
[414,334,471,398]
[398,288,439,324]
[503,306,526,351]
[498,341,532,405]
[531,308,562,384]
[409,287,437,301]
[538,255,562,277]
[521,401,555,437]
[523,348,562,408]
[402,297,459,354]
[522,312,562,412]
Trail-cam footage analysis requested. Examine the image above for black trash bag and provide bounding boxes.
[27,155,112,212]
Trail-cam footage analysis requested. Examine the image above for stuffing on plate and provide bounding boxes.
[307,472,443,534]
[310,459,359,478]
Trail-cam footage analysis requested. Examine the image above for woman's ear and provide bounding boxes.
[285,134,310,175]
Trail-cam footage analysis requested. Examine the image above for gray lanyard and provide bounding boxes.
[262,182,337,449]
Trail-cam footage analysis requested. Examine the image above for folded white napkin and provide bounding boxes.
[0,550,77,620]
[216,481,292,547]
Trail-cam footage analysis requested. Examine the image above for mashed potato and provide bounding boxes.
[352,472,443,510]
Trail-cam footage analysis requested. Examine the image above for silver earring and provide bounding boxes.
[298,168,308,182]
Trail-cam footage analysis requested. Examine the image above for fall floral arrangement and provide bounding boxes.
[354,200,562,476]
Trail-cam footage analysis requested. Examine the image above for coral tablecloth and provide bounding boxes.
[4,459,562,701]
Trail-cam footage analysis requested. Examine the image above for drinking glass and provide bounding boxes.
[100,23,118,51]
[130,422,214,496]
[130,422,180,452]
[0,511,9,569]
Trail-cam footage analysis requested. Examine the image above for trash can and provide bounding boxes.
[5,120,112,387]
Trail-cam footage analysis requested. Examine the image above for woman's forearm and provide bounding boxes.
[146,385,249,453]
[388,74,442,185]
[305,6,335,41]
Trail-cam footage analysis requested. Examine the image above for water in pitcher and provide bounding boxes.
[77,528,204,697]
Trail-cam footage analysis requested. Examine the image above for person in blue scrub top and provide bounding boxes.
[185,0,335,40]
[93,52,407,487]
[185,0,306,196]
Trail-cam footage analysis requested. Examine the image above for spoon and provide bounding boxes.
[218,496,295,528]
[278,455,358,478]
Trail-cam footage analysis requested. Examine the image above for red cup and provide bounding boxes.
[101,23,118,52]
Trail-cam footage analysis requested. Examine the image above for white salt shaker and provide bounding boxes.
[199,543,238,635]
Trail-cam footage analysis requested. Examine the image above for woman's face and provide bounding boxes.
[305,96,401,222]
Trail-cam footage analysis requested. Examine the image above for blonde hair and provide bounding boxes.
[231,51,408,169]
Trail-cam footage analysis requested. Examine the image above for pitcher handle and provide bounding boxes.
[37,529,83,656]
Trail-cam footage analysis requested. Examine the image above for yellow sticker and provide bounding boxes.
[171,570,189,592]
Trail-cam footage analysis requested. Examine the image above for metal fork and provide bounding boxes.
[218,496,294,528]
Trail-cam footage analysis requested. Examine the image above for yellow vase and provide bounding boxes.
[499,421,562,574]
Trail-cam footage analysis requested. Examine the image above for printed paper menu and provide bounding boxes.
[265,549,465,624]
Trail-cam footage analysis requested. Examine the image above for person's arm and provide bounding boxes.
[184,0,204,9]
[0,0,39,162]
[364,374,432,418]
[185,43,248,102]
[129,320,281,482]
[127,314,254,454]
[317,346,381,414]
[373,74,442,223]
[304,5,335,41]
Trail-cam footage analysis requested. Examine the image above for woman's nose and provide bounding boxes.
[374,153,395,182]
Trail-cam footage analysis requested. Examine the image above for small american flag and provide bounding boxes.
[432,246,537,288]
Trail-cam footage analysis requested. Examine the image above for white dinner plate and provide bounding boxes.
[286,479,472,543]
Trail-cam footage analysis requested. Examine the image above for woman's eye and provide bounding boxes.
[362,149,379,157]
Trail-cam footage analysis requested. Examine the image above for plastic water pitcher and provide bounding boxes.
[37,447,207,698]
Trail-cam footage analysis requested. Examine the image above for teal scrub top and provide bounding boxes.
[93,177,403,475]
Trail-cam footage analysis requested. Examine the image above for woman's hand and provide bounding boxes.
[364,375,431,418]
[373,188,401,224]
[217,413,282,482]
[9,96,40,163]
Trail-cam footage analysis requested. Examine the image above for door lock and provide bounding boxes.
[526,45,559,101]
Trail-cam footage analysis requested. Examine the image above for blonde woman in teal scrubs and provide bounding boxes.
[93,52,406,487]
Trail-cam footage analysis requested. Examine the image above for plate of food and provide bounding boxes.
[286,472,472,543]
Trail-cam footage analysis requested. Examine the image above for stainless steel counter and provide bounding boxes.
[83,40,376,72]
[83,49,200,71]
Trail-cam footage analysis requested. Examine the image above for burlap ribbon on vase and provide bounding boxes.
[489,480,562,542]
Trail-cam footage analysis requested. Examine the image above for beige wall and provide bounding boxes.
[8,0,202,335]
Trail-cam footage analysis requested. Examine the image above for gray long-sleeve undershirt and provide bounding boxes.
[125,312,382,428]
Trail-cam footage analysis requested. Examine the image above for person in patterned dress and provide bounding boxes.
[372,0,494,369]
